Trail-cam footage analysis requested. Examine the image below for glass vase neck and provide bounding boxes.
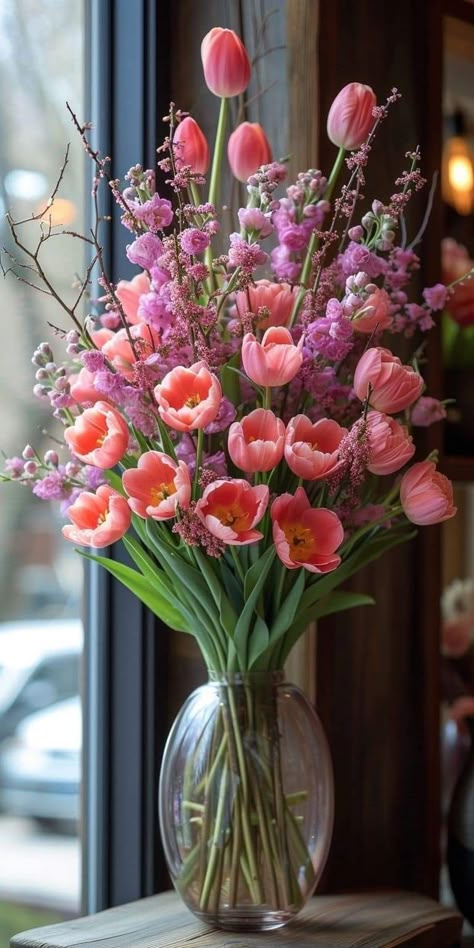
[207,669,285,687]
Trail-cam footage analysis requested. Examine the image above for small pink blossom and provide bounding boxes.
[422,283,448,311]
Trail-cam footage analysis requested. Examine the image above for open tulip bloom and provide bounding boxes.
[0,24,463,921]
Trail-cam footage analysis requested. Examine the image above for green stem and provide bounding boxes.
[205,97,229,293]
[193,427,204,499]
[289,145,346,328]
[190,181,202,210]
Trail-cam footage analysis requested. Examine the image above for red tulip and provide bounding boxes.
[327,82,376,151]
[227,122,272,182]
[173,117,210,174]
[201,27,251,98]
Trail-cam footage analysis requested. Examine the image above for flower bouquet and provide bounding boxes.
[1,24,460,932]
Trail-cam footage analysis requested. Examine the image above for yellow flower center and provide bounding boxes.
[284,523,314,561]
[214,503,250,532]
[185,393,201,408]
[150,481,176,505]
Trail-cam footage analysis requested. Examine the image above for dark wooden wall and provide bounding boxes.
[167,0,444,898]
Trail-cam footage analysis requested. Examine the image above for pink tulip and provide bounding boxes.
[353,346,423,414]
[366,411,415,475]
[242,327,304,387]
[227,122,272,182]
[235,280,294,329]
[70,367,102,406]
[352,288,392,334]
[284,416,345,480]
[400,460,457,525]
[62,485,131,548]
[115,272,151,325]
[155,361,222,432]
[327,82,376,151]
[411,396,447,427]
[101,322,160,379]
[228,409,285,473]
[271,487,344,573]
[173,117,210,174]
[122,451,191,520]
[195,478,269,545]
[64,401,129,468]
[201,27,251,98]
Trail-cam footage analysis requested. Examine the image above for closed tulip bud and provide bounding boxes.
[201,27,251,98]
[228,122,272,182]
[327,82,376,151]
[173,117,210,174]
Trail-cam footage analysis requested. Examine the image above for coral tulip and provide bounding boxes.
[70,367,103,406]
[195,478,269,545]
[235,280,294,329]
[284,416,345,480]
[353,346,423,414]
[62,484,131,548]
[227,122,272,182]
[173,116,210,174]
[327,82,376,151]
[155,361,222,432]
[101,322,160,379]
[366,411,415,475]
[115,272,151,325]
[122,451,191,520]
[242,327,304,387]
[64,401,129,468]
[352,288,392,334]
[228,409,285,473]
[201,27,251,98]
[271,487,344,573]
[400,460,457,525]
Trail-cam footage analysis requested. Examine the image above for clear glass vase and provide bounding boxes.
[159,670,334,932]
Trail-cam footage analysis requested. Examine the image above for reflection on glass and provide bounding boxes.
[442,17,474,456]
[440,484,474,924]
[0,0,84,937]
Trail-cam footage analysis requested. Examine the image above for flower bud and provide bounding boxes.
[327,82,376,151]
[228,122,272,182]
[22,445,36,460]
[173,117,210,174]
[24,460,38,476]
[201,27,251,98]
[44,450,59,466]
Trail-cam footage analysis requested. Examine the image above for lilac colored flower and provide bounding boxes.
[279,224,309,252]
[101,312,121,330]
[411,396,447,427]
[132,193,173,232]
[82,350,107,372]
[405,303,434,332]
[150,265,171,288]
[126,232,164,269]
[180,228,210,255]
[32,470,68,500]
[138,291,170,332]
[203,450,228,477]
[204,397,236,434]
[238,207,273,237]
[338,241,388,280]
[271,246,301,281]
[4,456,24,478]
[228,234,267,271]
[422,283,448,311]
[82,465,107,490]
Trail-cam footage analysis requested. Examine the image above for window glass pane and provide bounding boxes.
[0,1,84,938]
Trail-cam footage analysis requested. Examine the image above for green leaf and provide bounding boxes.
[270,570,305,642]
[220,350,241,406]
[248,616,270,668]
[79,550,190,632]
[309,590,375,620]
[233,547,276,667]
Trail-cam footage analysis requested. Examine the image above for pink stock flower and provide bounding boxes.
[69,367,103,405]
[400,460,457,525]
[411,396,447,427]
[101,322,160,379]
[353,347,423,413]
[235,280,295,329]
[155,361,222,432]
[115,272,151,324]
[242,327,304,387]
[271,487,344,573]
[284,416,345,480]
[122,451,191,520]
[366,410,415,475]
[62,484,131,548]
[173,116,210,174]
[352,288,392,334]
[64,401,129,468]
[227,122,272,182]
[327,82,376,151]
[228,409,285,473]
[195,479,269,545]
[201,28,251,98]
